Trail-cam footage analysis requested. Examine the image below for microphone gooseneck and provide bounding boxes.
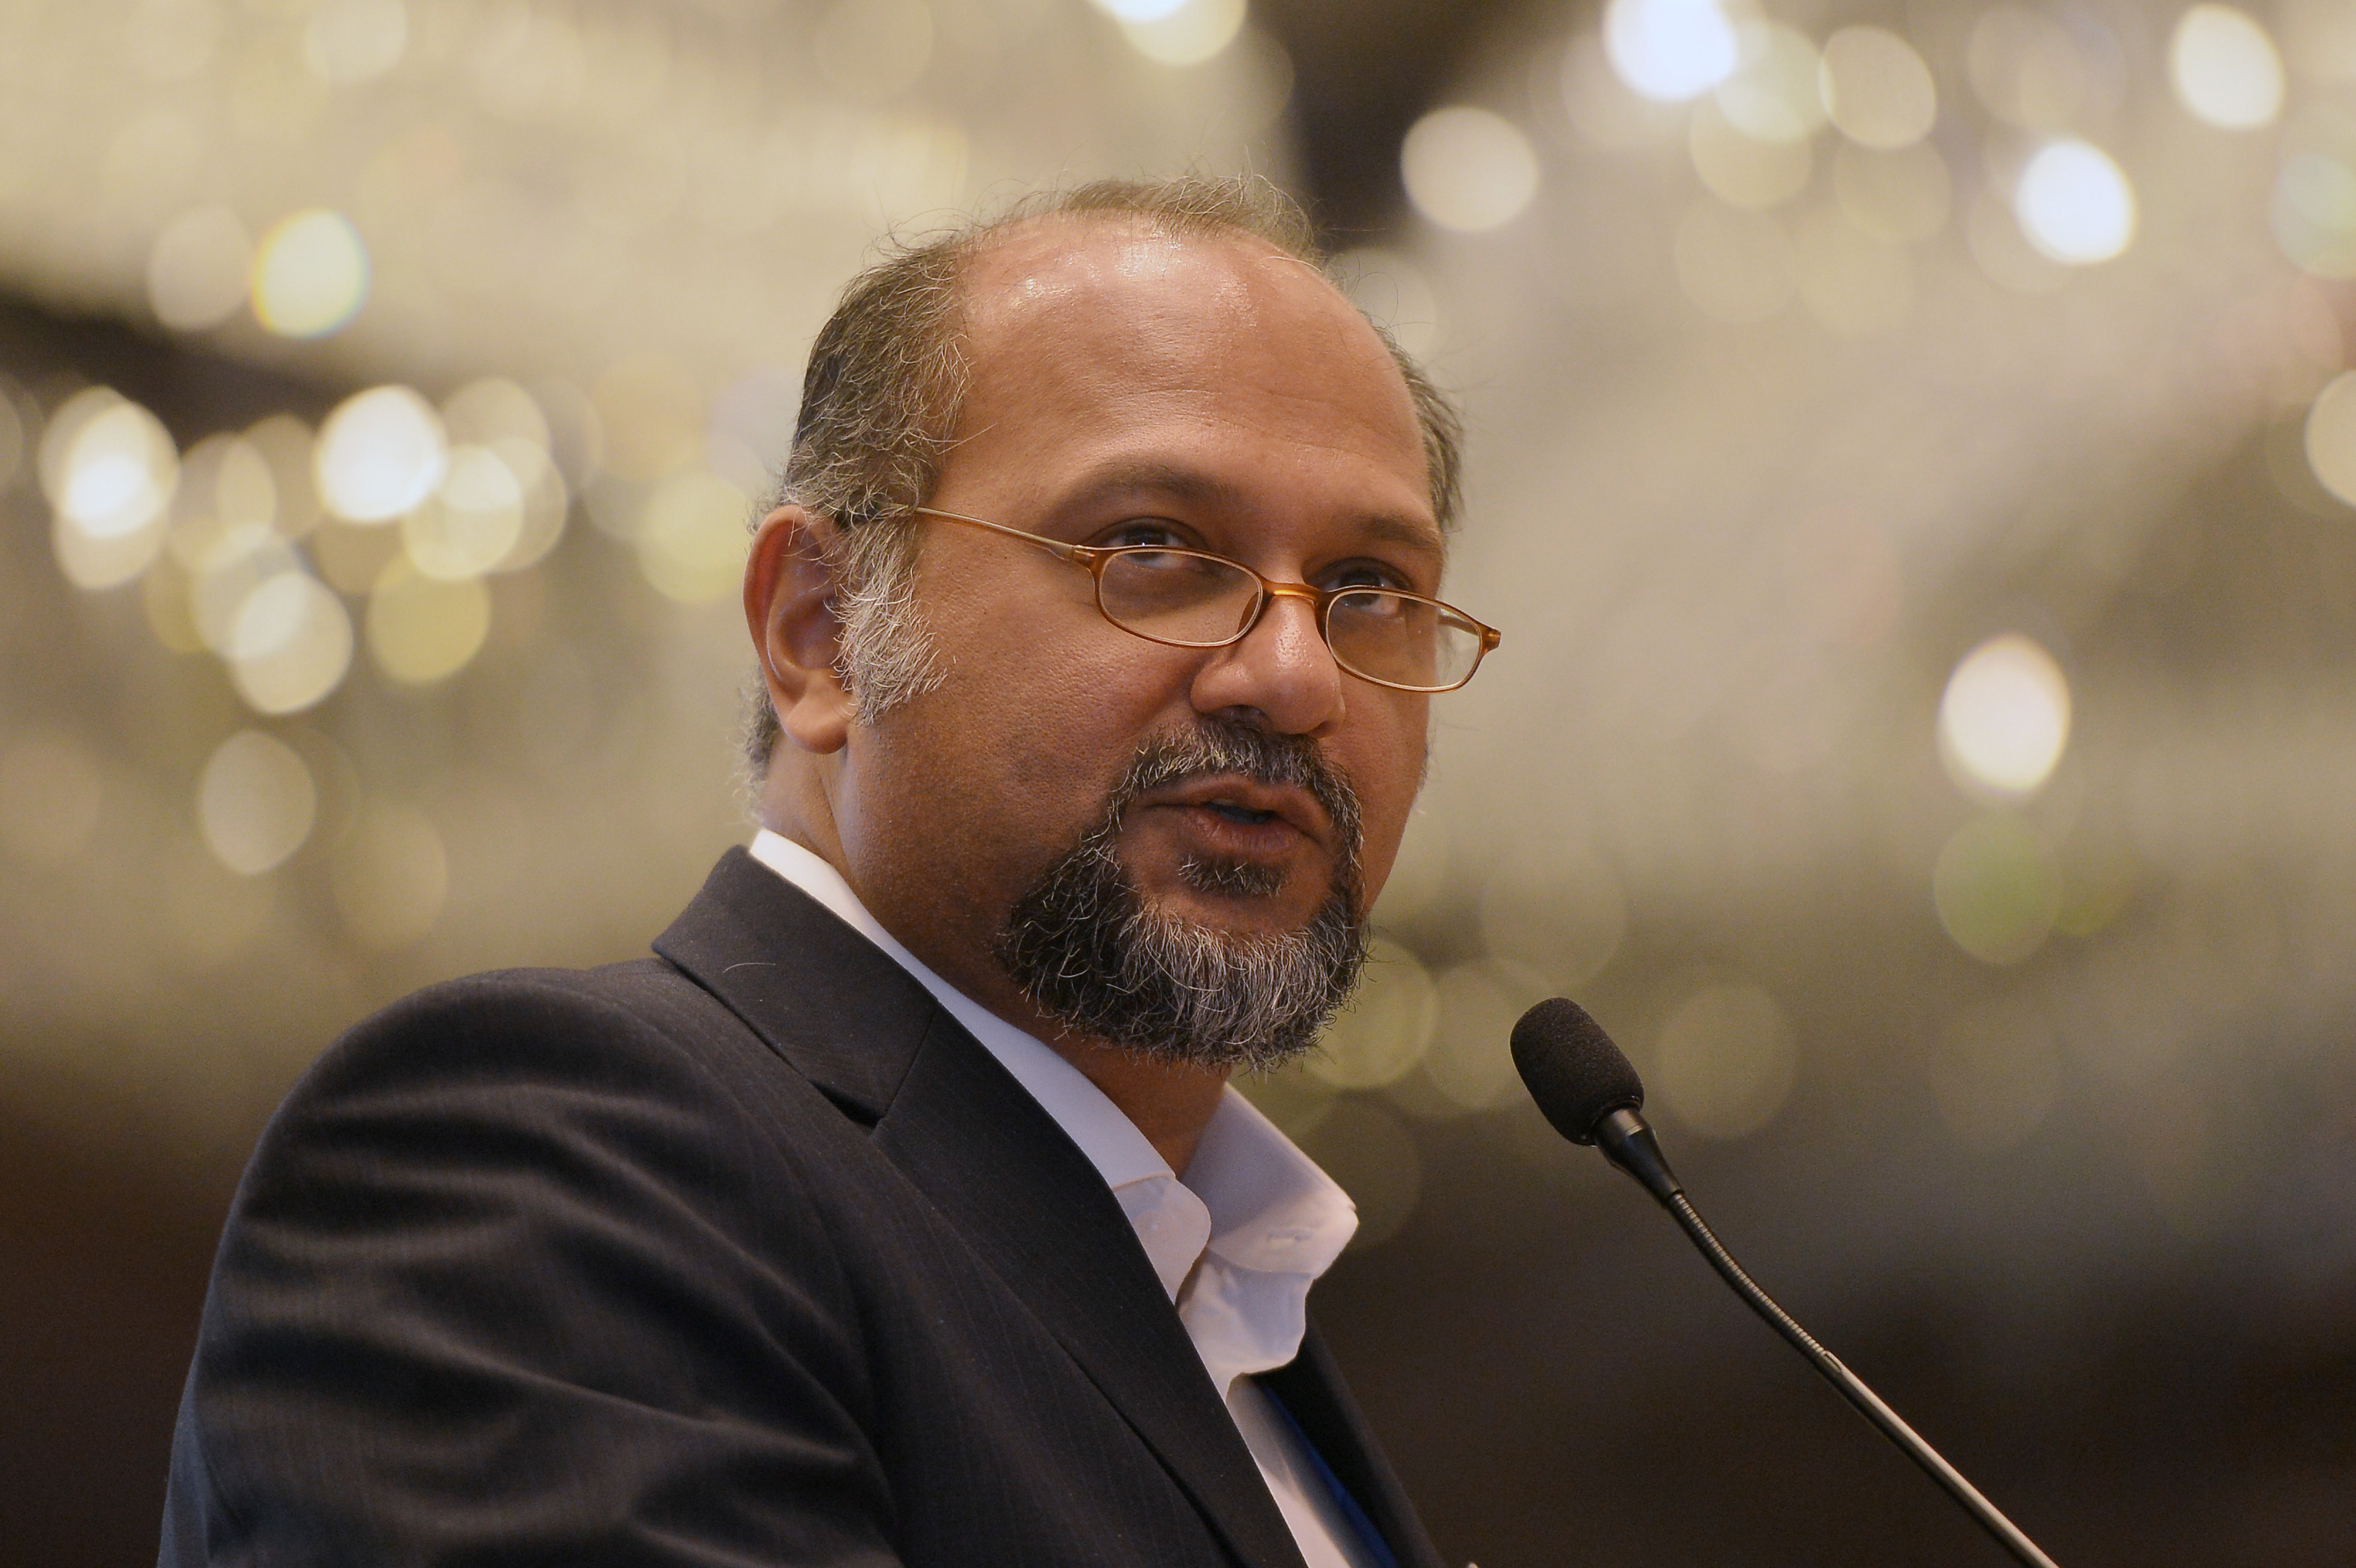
[1510,998,2062,1568]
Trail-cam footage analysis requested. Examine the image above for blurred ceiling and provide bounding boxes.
[0,0,1305,1140]
[0,0,1299,390]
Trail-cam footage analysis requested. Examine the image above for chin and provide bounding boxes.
[1001,828,1370,1073]
[1162,858,1331,928]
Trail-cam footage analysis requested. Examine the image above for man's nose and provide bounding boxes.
[1189,589,1345,735]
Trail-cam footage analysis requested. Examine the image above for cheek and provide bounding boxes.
[920,594,1190,815]
[1343,703,1430,881]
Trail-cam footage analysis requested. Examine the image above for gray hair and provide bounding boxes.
[744,173,1465,779]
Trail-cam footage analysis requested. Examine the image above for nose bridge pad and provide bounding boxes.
[1247,583,1340,673]
[1258,582,1324,641]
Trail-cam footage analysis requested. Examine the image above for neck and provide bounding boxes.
[1053,1041,1231,1176]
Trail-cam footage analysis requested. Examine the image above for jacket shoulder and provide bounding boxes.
[287,957,814,1129]
[233,954,865,1284]
[170,962,903,1565]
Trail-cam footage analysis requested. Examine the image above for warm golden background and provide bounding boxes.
[4,0,2353,1562]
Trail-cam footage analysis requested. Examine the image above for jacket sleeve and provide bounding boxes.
[161,970,903,1568]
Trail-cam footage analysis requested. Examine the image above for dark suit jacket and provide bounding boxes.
[161,848,1443,1568]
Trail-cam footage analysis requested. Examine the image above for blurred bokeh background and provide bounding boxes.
[4,0,2354,1563]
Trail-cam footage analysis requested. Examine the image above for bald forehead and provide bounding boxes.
[962,214,1320,309]
[955,216,1412,414]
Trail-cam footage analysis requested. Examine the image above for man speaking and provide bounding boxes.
[161,176,1500,1568]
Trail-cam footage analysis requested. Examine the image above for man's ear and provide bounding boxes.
[743,504,853,755]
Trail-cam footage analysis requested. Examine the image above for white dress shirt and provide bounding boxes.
[746,831,1378,1568]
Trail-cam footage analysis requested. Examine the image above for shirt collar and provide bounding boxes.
[1188,1090,1358,1279]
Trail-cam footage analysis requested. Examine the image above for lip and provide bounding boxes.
[1134,774,1332,852]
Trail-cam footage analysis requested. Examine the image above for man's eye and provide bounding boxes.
[1323,559,1416,593]
[1099,519,1192,550]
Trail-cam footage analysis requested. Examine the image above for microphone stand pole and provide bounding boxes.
[1593,1109,2060,1568]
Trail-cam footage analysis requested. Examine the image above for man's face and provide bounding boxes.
[826,218,1440,1043]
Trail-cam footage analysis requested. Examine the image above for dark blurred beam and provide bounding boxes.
[1257,0,1540,236]
[0,292,341,445]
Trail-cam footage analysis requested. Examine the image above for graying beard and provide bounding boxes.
[998,722,1366,1073]
[1180,856,1287,899]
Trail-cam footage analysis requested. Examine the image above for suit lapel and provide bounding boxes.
[655,849,1307,1568]
[1261,1325,1445,1568]
[652,848,932,1122]
[878,1010,1307,1568]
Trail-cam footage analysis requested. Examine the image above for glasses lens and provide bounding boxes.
[1326,590,1484,691]
[1097,549,1261,646]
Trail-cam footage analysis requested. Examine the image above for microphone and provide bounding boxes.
[1511,998,2061,1568]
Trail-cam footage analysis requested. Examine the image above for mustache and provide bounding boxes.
[1107,717,1363,861]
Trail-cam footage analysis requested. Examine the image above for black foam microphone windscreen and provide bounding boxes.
[1509,996,1644,1146]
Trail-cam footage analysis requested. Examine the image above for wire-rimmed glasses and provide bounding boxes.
[911,506,1501,693]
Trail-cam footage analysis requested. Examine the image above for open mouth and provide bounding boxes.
[1136,773,1331,848]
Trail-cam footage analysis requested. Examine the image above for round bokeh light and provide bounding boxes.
[1933,813,2062,965]
[42,389,178,589]
[2169,4,2284,131]
[1938,633,2072,800]
[197,729,318,875]
[148,204,253,332]
[1116,0,1245,66]
[366,564,492,684]
[1604,0,1740,103]
[316,386,449,524]
[1401,106,1540,233]
[250,208,371,339]
[2014,139,2137,265]
[226,572,354,715]
[1818,25,1937,150]
[1653,982,1798,1139]
[2303,370,2356,506]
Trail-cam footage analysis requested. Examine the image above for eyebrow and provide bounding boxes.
[1053,461,1448,561]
